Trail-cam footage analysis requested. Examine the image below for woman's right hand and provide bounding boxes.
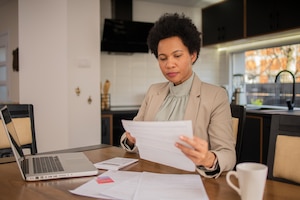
[125,132,136,146]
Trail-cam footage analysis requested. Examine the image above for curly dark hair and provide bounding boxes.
[147,13,201,63]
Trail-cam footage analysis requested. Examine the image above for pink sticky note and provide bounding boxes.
[96,176,114,184]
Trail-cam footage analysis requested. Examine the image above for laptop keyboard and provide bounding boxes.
[32,156,64,174]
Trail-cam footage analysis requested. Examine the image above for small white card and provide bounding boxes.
[94,157,139,170]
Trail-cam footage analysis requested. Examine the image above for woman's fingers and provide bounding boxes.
[126,132,136,144]
[176,135,210,166]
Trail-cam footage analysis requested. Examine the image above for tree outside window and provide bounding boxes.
[245,44,300,107]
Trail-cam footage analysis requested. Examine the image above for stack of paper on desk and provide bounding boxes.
[70,170,209,200]
[94,157,139,170]
[121,120,195,172]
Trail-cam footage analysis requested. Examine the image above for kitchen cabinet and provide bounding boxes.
[111,110,138,146]
[202,0,300,46]
[247,0,300,37]
[241,109,300,165]
[101,108,138,146]
[202,0,244,46]
[101,114,113,145]
[241,112,271,164]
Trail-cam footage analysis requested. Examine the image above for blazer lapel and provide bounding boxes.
[145,83,170,120]
[184,76,202,124]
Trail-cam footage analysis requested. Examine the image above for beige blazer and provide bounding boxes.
[121,75,236,177]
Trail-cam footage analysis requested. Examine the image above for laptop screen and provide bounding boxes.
[0,106,25,158]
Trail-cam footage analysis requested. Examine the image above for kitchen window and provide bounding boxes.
[231,43,300,108]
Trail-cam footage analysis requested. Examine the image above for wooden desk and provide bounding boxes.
[0,146,299,200]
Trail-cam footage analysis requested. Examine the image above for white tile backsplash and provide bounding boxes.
[101,52,164,106]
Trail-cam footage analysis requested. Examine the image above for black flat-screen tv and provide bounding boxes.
[101,18,154,53]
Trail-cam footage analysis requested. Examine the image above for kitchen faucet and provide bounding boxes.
[274,70,295,110]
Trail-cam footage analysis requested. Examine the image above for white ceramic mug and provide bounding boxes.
[226,162,268,200]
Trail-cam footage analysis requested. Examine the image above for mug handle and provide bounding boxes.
[226,171,241,195]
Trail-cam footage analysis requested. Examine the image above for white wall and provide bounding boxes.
[100,0,225,106]
[0,0,19,102]
[19,0,101,152]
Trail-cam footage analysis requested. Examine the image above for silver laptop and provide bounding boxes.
[0,105,98,181]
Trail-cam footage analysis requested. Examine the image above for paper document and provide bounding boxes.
[70,170,140,199]
[70,170,209,200]
[133,172,208,200]
[121,120,195,172]
[94,157,138,170]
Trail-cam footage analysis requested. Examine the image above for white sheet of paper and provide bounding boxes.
[121,120,195,172]
[70,170,209,200]
[133,172,209,200]
[94,157,138,170]
[70,170,140,199]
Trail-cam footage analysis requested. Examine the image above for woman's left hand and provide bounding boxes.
[175,136,216,168]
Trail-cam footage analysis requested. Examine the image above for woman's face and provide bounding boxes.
[157,36,197,85]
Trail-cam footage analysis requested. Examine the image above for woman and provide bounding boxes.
[120,13,236,178]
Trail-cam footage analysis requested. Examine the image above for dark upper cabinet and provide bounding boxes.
[202,0,244,46]
[247,0,300,37]
[202,0,300,46]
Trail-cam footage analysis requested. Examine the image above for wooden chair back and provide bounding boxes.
[230,104,246,165]
[267,114,300,185]
[0,104,37,157]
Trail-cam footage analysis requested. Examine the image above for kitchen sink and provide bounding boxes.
[246,105,300,114]
[246,105,288,110]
